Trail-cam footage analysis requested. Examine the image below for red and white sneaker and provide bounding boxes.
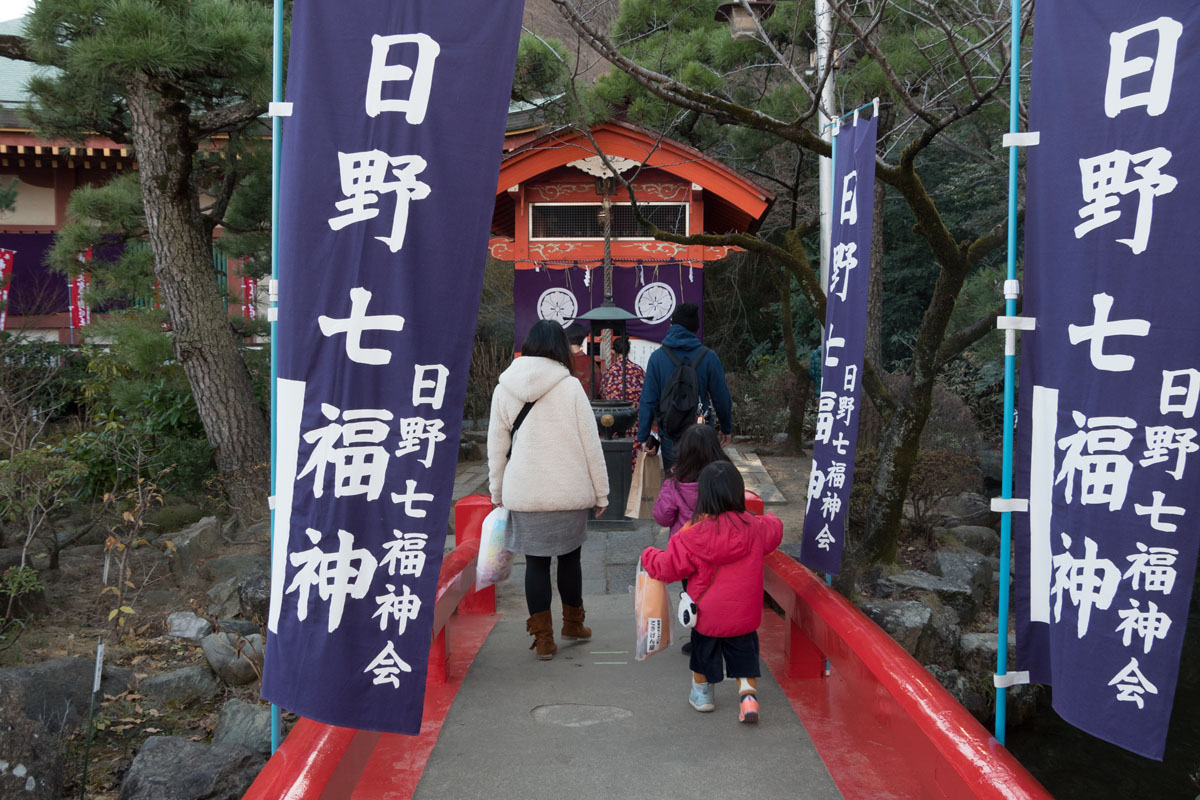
[738,693,759,724]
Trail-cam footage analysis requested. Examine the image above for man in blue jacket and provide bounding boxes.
[637,303,733,471]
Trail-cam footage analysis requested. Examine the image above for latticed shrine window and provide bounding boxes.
[530,203,687,239]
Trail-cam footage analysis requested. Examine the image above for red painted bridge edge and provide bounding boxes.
[246,494,1051,799]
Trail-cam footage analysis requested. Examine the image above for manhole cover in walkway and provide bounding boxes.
[530,704,633,728]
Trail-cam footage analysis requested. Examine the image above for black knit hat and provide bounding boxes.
[671,302,700,332]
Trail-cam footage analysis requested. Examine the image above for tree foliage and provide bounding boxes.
[551,0,1028,584]
[11,0,276,520]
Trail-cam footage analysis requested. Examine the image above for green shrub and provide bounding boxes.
[727,352,797,441]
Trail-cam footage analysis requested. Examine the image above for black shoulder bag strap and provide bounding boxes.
[505,400,536,460]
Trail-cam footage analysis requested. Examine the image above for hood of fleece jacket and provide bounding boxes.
[660,324,703,354]
[497,356,574,403]
[682,512,758,566]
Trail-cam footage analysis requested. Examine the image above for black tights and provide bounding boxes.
[525,546,583,616]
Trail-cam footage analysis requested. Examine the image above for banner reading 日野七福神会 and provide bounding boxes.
[262,3,524,735]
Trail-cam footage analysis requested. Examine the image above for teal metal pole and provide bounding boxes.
[824,122,838,675]
[995,0,1023,746]
[269,0,284,756]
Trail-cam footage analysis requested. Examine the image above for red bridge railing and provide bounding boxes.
[249,491,1050,799]
[244,495,494,800]
[761,548,1051,799]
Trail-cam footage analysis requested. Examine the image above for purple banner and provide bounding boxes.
[262,2,523,734]
[512,261,704,345]
[0,234,64,316]
[800,115,877,575]
[1015,2,1200,760]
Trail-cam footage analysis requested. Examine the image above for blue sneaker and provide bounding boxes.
[689,680,715,712]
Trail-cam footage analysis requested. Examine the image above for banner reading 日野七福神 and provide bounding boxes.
[262,2,524,735]
[1015,1,1200,760]
[799,113,877,576]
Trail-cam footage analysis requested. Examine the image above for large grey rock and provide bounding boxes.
[931,492,999,528]
[163,516,223,583]
[217,619,259,636]
[977,448,1004,492]
[116,736,264,800]
[878,570,979,624]
[0,658,133,733]
[206,578,242,619]
[201,633,265,685]
[165,611,212,641]
[917,605,962,667]
[237,571,270,623]
[859,600,932,656]
[0,693,62,799]
[924,665,989,720]
[211,699,271,755]
[959,631,1016,676]
[199,554,270,585]
[140,667,220,706]
[940,525,1001,557]
[222,519,270,544]
[932,549,995,607]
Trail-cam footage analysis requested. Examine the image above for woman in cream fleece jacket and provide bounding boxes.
[487,320,609,660]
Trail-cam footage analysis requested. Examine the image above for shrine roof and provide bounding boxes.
[494,121,773,237]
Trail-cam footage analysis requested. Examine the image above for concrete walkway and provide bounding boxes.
[415,585,843,800]
[452,441,786,507]
[422,456,839,798]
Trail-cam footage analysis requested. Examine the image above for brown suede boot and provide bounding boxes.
[561,605,591,641]
[526,610,557,660]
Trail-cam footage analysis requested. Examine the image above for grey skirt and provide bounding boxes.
[505,509,588,557]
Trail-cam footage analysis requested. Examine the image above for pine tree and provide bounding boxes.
[0,0,274,520]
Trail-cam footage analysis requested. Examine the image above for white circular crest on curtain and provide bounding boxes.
[634,282,676,325]
[536,287,578,327]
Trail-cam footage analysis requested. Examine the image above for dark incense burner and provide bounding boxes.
[591,399,637,439]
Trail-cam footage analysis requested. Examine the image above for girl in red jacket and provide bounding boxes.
[640,461,783,723]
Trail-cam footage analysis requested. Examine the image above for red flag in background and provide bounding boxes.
[70,248,93,329]
[0,248,13,331]
[242,275,258,321]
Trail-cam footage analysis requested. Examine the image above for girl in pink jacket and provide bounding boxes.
[652,423,731,538]
[640,461,783,724]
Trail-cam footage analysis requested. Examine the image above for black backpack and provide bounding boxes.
[657,346,710,440]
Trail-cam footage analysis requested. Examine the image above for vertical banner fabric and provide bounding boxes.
[69,250,92,329]
[241,276,258,321]
[262,1,524,734]
[800,115,877,575]
[0,248,12,331]
[1015,1,1200,760]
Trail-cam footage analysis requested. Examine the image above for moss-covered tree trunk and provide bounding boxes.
[126,81,270,521]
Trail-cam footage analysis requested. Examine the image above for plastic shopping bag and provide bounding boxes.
[633,563,672,660]
[475,506,514,589]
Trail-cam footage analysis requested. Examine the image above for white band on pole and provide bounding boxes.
[1005,328,1017,357]
[267,307,278,322]
[268,278,279,301]
[92,641,105,693]
[991,497,1029,513]
[997,315,1036,331]
[1004,279,1020,300]
[268,495,276,510]
[994,671,1030,689]
[1002,131,1040,148]
[268,102,294,117]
